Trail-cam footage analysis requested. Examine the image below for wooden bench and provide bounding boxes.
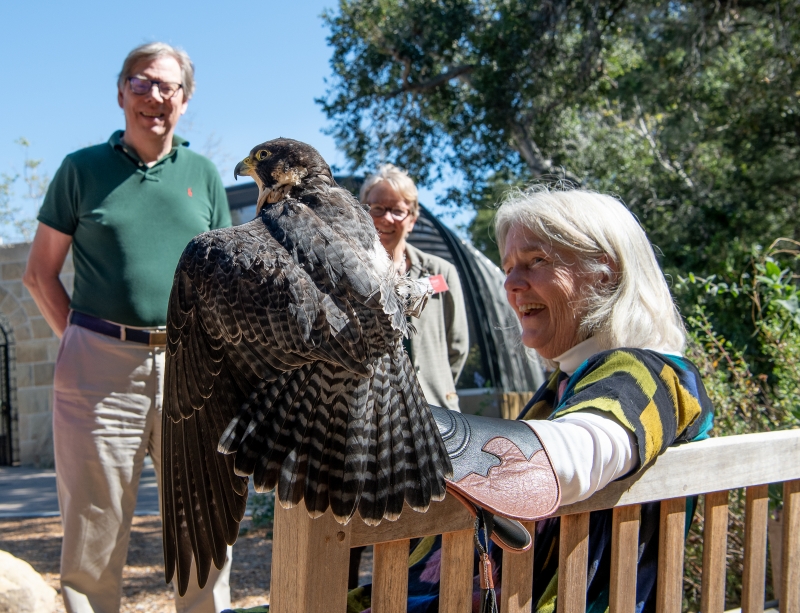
[268,429,800,613]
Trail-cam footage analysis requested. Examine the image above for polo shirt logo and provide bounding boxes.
[187,188,193,197]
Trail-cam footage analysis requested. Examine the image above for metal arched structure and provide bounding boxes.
[225,182,543,402]
[404,209,544,394]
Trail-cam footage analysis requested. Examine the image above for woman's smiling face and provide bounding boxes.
[364,181,417,253]
[502,225,588,359]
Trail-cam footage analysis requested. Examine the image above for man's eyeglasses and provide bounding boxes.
[127,77,183,100]
[368,205,411,221]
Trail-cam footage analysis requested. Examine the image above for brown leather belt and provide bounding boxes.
[70,311,167,347]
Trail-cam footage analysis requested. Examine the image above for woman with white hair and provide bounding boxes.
[350,186,713,613]
[492,186,711,502]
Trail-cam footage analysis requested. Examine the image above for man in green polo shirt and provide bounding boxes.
[23,43,233,613]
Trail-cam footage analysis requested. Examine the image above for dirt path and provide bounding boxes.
[1,516,375,612]
[0,517,277,612]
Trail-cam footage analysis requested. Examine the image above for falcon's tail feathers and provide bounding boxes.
[356,357,393,523]
[217,351,447,527]
[328,374,370,522]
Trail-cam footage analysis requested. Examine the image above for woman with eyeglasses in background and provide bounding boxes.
[348,163,470,590]
[360,164,469,414]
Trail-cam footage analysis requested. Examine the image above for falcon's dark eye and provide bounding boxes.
[255,150,271,161]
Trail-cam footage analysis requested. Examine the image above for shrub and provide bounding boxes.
[679,240,800,609]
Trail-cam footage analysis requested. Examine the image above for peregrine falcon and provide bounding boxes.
[161,138,452,594]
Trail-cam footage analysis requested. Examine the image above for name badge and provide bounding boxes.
[423,274,449,294]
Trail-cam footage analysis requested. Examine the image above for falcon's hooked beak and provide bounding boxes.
[234,157,254,180]
[235,155,273,214]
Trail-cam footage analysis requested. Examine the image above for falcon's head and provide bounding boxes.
[234,138,332,214]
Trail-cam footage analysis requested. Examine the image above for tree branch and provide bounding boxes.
[383,64,474,97]
[508,120,582,184]
[634,98,695,190]
[509,121,549,176]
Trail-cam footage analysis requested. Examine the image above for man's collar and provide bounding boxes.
[172,134,189,148]
[109,130,190,164]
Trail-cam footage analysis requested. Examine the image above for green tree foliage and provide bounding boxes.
[574,2,800,278]
[681,239,800,423]
[462,170,524,265]
[320,1,800,279]
[249,491,276,531]
[320,0,628,189]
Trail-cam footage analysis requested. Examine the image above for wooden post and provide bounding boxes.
[656,497,686,613]
[270,502,352,613]
[439,530,474,613]
[742,485,769,613]
[610,504,641,613]
[558,512,591,613]
[781,479,800,613]
[701,491,729,613]
[372,539,411,613]
[500,392,534,420]
[500,521,536,613]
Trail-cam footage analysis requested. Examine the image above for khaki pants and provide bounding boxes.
[53,324,232,613]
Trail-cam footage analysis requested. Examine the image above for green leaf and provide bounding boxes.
[775,296,799,314]
[765,261,782,278]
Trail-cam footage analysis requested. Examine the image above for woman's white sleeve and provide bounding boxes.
[524,411,638,505]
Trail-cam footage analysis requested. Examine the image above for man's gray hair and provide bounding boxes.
[495,185,686,353]
[118,42,196,100]
[360,164,419,217]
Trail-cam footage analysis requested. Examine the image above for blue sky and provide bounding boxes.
[0,0,467,241]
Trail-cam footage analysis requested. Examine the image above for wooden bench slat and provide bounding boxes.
[700,490,729,613]
[270,502,351,613]
[656,497,686,613]
[742,484,769,613]
[556,430,800,516]
[610,504,641,613]
[500,521,536,613]
[266,430,800,613]
[440,529,474,613]
[350,496,474,547]
[781,479,800,613]
[558,511,590,613]
[372,539,411,613]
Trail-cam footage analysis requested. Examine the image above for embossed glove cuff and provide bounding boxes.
[431,406,561,522]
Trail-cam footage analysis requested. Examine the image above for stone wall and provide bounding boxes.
[0,242,72,467]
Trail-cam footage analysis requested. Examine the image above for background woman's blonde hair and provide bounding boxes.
[495,185,686,353]
[359,164,419,217]
[118,42,196,100]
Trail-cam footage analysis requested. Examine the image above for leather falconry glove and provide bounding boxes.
[430,406,561,553]
[431,406,561,613]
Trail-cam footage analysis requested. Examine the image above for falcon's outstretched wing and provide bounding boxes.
[163,197,450,595]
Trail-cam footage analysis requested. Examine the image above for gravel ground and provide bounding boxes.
[0,516,374,613]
